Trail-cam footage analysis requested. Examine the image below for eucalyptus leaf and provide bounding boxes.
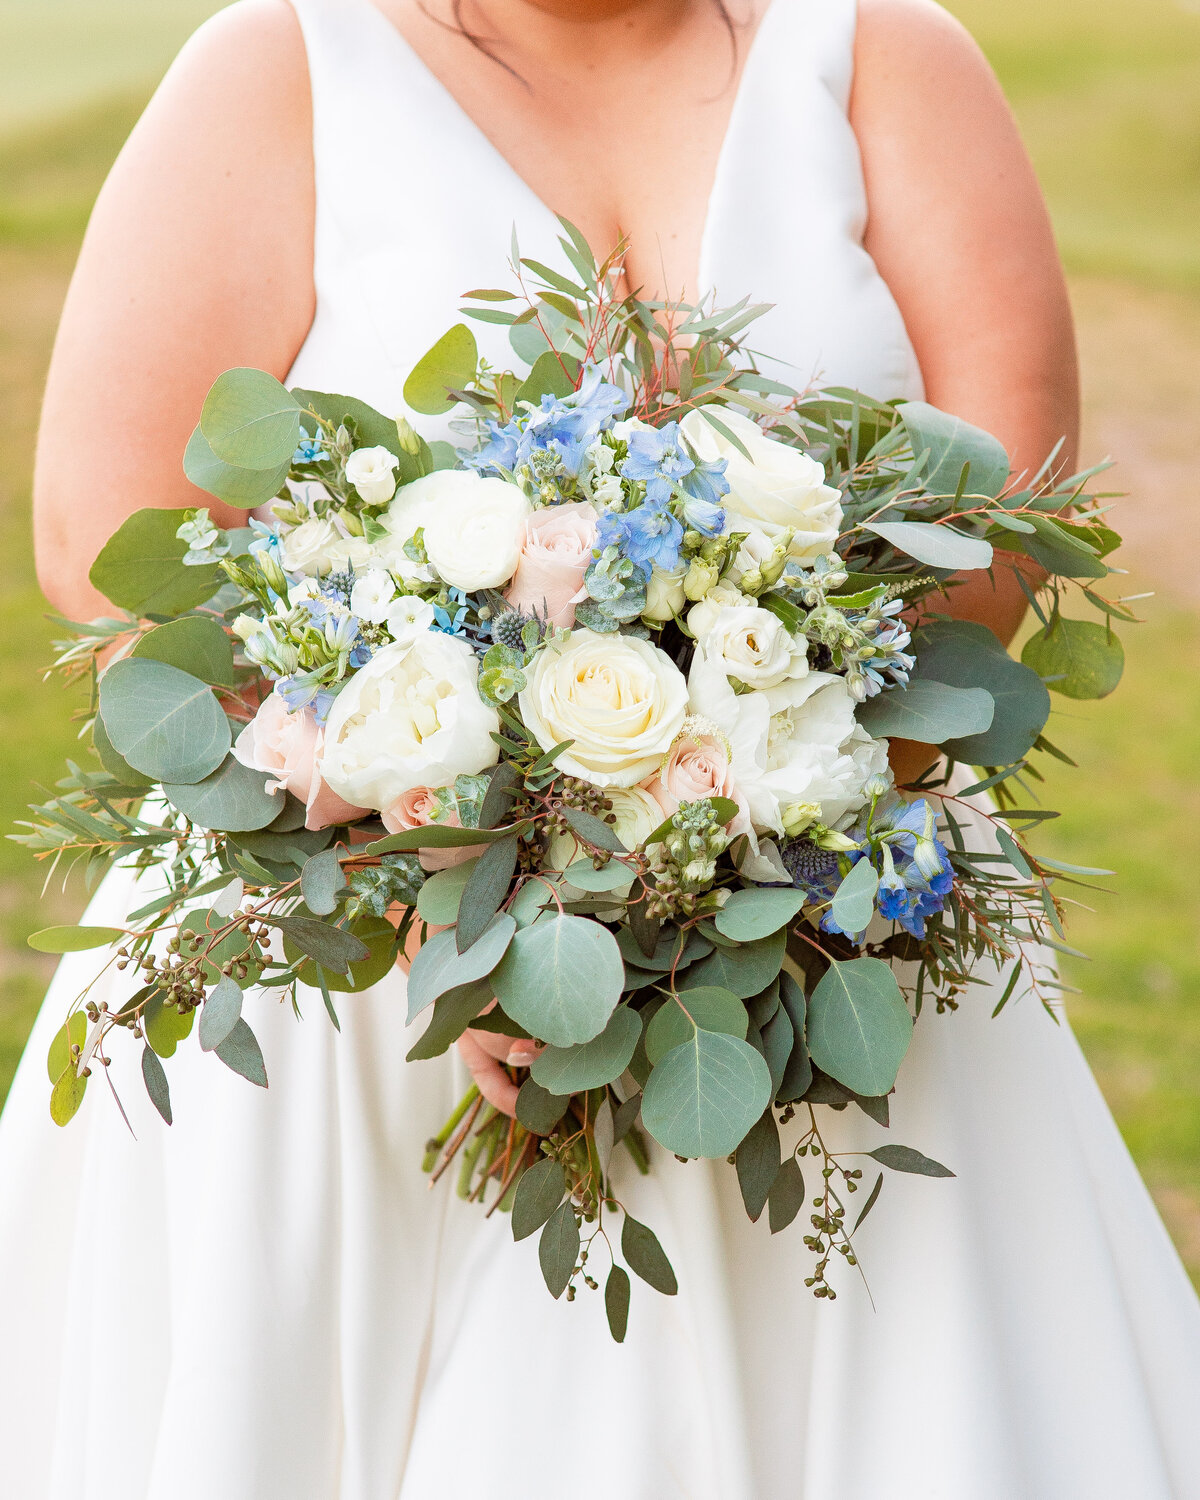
[403,324,479,415]
[829,858,879,935]
[198,975,243,1052]
[605,1264,631,1342]
[457,834,519,952]
[643,986,748,1066]
[405,979,493,1060]
[515,350,576,404]
[685,929,786,1000]
[530,1005,642,1093]
[184,423,290,508]
[909,620,1051,765]
[865,520,993,572]
[164,755,281,831]
[856,678,994,744]
[50,1067,87,1126]
[621,1214,678,1296]
[561,859,631,893]
[806,957,913,1098]
[89,508,221,616]
[46,1014,88,1082]
[492,915,624,1047]
[776,972,812,1103]
[539,1202,580,1299]
[99,657,230,784]
[1022,617,1124,700]
[511,1158,567,1241]
[200,367,301,469]
[141,1046,172,1125]
[131,617,235,688]
[300,848,346,917]
[366,822,527,854]
[767,1157,806,1234]
[714,886,805,942]
[405,916,516,1021]
[267,915,368,975]
[143,991,194,1059]
[641,1030,771,1159]
[515,1077,570,1134]
[897,401,1010,498]
[561,805,626,854]
[92,714,153,789]
[416,860,478,926]
[736,1109,781,1222]
[28,926,124,955]
[214,1016,268,1088]
[868,1143,955,1177]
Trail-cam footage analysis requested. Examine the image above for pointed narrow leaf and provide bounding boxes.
[767,1157,806,1233]
[29,926,123,955]
[457,834,519,952]
[605,1264,631,1342]
[868,1143,955,1177]
[621,1214,678,1296]
[405,979,493,1060]
[214,1017,268,1088]
[538,1201,580,1299]
[511,1158,567,1241]
[198,976,243,1052]
[736,1109,781,1222]
[865,520,993,572]
[141,1045,172,1125]
[853,1171,885,1232]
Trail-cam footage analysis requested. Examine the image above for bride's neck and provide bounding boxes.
[433,0,700,58]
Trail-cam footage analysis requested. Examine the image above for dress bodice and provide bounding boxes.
[284,0,925,437]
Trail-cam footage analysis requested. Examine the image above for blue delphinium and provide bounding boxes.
[595,500,684,576]
[466,364,628,485]
[619,421,729,537]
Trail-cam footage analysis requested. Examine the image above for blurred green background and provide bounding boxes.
[0,0,1197,1278]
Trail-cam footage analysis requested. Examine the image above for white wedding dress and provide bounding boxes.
[3,1,1199,1496]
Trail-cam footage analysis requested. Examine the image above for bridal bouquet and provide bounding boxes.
[20,222,1132,1338]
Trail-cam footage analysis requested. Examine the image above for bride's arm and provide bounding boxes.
[33,0,315,618]
[851,0,1079,779]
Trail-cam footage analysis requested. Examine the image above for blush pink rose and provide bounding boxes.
[644,727,746,833]
[505,502,598,628]
[233,694,366,831]
[381,785,473,871]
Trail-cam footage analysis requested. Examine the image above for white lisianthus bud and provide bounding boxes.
[683,557,720,602]
[643,565,687,622]
[345,446,400,506]
[232,614,262,643]
[781,800,822,837]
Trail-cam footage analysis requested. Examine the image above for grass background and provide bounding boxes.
[0,0,1197,1274]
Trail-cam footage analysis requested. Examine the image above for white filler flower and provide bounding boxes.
[345,446,400,506]
[319,633,499,811]
[519,628,688,789]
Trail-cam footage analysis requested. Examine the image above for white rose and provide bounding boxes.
[318,633,499,811]
[385,594,435,643]
[324,534,373,573]
[686,581,752,640]
[384,470,530,592]
[680,408,843,564]
[278,518,341,577]
[546,785,663,902]
[345,446,399,506]
[643,565,687,623]
[349,568,398,624]
[694,604,808,690]
[519,628,689,788]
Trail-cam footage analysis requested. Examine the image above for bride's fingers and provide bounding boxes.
[456,1031,521,1116]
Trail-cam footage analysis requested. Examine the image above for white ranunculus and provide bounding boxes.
[278,518,341,577]
[519,628,689,789]
[680,407,843,564]
[688,652,885,840]
[318,633,499,812]
[693,603,808,690]
[385,595,435,643]
[349,568,398,624]
[345,446,400,506]
[643,565,687,623]
[382,469,530,592]
[546,785,663,902]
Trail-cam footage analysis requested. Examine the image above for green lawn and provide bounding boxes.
[0,0,1197,1273]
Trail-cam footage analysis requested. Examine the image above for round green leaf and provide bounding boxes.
[1021,617,1125,700]
[99,657,230,784]
[50,1067,88,1126]
[714,887,805,942]
[29,925,124,955]
[416,860,479,926]
[93,714,152,789]
[132,617,235,688]
[897,401,1011,499]
[641,1030,772,1159]
[685,930,785,1000]
[403,323,479,415]
[562,859,633,893]
[492,915,624,1047]
[47,1013,88,1081]
[530,1005,642,1093]
[184,423,291,508]
[164,755,281,831]
[806,957,913,1098]
[88,507,222,616]
[910,620,1051,765]
[828,859,879,935]
[856,679,995,743]
[143,991,195,1059]
[291,912,398,994]
[644,987,747,1066]
[200,367,301,469]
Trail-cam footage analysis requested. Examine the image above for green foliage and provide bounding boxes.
[406,979,492,1061]
[88,507,221,614]
[736,1109,781,1222]
[641,1028,772,1159]
[49,1064,86,1125]
[1023,616,1125,699]
[98,657,229,783]
[28,925,122,954]
[530,1005,642,1093]
[829,859,880,935]
[620,1214,678,1296]
[864,520,994,572]
[685,929,786,999]
[768,1158,807,1233]
[492,915,624,1047]
[868,1144,956,1178]
[164,755,280,832]
[143,991,193,1058]
[538,1201,580,1299]
[141,1045,171,1125]
[403,323,479,414]
[856,678,995,743]
[213,1016,267,1088]
[605,1264,631,1342]
[714,886,805,942]
[267,914,367,976]
[910,619,1051,765]
[198,975,242,1052]
[183,424,290,509]
[806,958,913,1099]
[456,834,519,951]
[515,1077,569,1134]
[416,860,478,926]
[404,916,515,1021]
[46,1013,87,1079]
[644,986,747,1066]
[199,367,300,470]
[299,848,346,917]
[130,616,234,687]
[897,401,1011,498]
[511,1157,566,1241]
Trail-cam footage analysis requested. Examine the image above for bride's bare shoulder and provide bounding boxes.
[852,0,1006,119]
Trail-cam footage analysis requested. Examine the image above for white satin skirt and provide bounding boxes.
[2,826,1200,1500]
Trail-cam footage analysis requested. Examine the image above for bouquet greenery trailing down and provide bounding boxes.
[18,221,1134,1339]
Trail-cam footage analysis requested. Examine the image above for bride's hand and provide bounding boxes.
[456,1025,542,1116]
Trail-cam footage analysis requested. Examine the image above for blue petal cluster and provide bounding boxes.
[619,420,729,535]
[466,365,629,481]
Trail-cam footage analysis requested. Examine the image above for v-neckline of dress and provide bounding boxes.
[348,0,785,296]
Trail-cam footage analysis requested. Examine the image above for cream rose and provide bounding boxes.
[278,518,341,577]
[385,469,530,592]
[345,446,399,506]
[505,502,597,627]
[680,407,843,564]
[694,603,808,690]
[319,633,499,811]
[519,629,688,788]
[233,694,367,831]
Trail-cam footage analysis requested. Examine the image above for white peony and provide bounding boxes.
[680,407,843,564]
[345,446,400,506]
[318,633,499,812]
[349,568,398,624]
[693,603,808,690]
[380,469,529,592]
[519,628,689,789]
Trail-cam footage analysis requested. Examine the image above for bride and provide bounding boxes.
[4,0,1199,1495]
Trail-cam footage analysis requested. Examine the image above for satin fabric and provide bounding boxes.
[2,1,1199,1495]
